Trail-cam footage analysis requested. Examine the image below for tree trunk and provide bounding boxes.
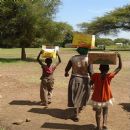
[21,47,26,60]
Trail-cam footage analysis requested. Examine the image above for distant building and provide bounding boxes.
[115,43,123,46]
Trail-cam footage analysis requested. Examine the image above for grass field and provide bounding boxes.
[0,48,129,60]
[0,48,76,63]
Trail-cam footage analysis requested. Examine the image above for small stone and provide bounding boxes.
[13,119,24,125]
[26,118,31,122]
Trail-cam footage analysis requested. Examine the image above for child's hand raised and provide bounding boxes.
[39,50,43,54]
[115,52,120,57]
[65,72,69,77]
[56,51,59,56]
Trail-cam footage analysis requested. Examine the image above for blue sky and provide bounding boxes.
[55,0,130,39]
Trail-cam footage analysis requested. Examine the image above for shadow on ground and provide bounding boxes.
[119,103,130,112]
[0,58,36,63]
[42,122,95,130]
[28,108,67,119]
[9,100,40,106]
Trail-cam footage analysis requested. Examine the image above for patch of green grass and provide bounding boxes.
[0,127,5,130]
[60,48,76,51]
[0,48,40,64]
[0,48,129,63]
[0,48,40,59]
[106,45,130,51]
[0,48,75,64]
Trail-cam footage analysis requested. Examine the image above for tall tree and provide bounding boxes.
[0,0,61,60]
[42,21,73,45]
[78,4,130,35]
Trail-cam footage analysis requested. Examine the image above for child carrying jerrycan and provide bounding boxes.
[37,45,61,107]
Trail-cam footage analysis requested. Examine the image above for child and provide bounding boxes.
[65,47,93,122]
[37,50,61,106]
[90,53,122,130]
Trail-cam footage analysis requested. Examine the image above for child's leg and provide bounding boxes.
[40,81,48,106]
[70,107,79,122]
[48,91,52,104]
[79,106,84,113]
[75,107,79,118]
[47,80,54,103]
[95,108,102,130]
[102,107,108,129]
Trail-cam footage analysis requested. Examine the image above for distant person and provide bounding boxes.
[64,47,93,122]
[89,53,122,130]
[37,50,61,107]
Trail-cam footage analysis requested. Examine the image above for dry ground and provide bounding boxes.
[0,50,130,130]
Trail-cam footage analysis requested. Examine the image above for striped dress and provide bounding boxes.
[65,55,91,107]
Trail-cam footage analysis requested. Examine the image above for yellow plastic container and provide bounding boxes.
[41,45,59,59]
[72,33,95,49]
[42,49,56,59]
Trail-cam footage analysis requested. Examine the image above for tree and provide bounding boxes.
[96,37,114,46]
[78,4,130,35]
[114,38,130,45]
[62,32,73,47]
[0,0,61,60]
[42,21,73,46]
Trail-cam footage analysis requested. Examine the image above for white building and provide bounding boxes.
[115,43,123,46]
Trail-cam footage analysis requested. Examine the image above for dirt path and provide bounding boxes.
[0,52,130,130]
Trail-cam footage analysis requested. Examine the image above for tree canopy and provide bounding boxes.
[0,0,61,59]
[78,4,130,35]
[96,37,114,46]
[42,21,73,45]
[0,0,61,46]
[114,38,130,44]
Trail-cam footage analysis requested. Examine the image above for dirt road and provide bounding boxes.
[0,51,130,130]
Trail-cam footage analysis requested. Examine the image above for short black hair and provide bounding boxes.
[45,58,52,63]
[76,47,89,55]
[99,64,109,71]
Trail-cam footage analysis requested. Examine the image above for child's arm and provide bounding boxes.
[113,53,122,74]
[55,52,61,67]
[37,50,44,66]
[88,64,93,77]
[64,60,72,77]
